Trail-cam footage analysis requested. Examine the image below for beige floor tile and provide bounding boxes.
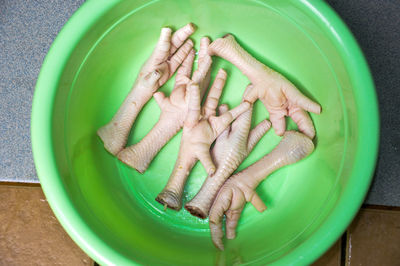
[0,185,92,266]
[346,208,400,266]
[312,239,341,266]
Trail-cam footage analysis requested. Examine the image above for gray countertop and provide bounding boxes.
[1,0,399,206]
[0,0,84,182]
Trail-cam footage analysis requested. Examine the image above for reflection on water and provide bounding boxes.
[215,246,243,266]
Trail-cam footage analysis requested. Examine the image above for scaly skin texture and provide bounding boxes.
[156,78,251,210]
[208,34,321,139]
[209,131,314,250]
[97,23,196,155]
[185,99,271,219]
[118,37,212,172]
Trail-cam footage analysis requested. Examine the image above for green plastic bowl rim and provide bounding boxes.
[31,0,379,265]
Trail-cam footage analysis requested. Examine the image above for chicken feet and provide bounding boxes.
[209,131,314,250]
[118,37,212,172]
[156,78,251,210]
[185,95,271,219]
[208,34,321,138]
[98,23,196,155]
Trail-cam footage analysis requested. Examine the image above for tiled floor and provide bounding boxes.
[1,184,399,265]
[313,239,342,266]
[0,185,92,266]
[345,208,400,265]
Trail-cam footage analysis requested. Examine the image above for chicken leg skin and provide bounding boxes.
[98,23,196,155]
[209,131,314,250]
[208,34,321,138]
[156,79,251,210]
[118,37,212,172]
[185,97,271,219]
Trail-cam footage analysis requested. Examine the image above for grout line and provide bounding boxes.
[0,181,41,187]
[362,204,400,211]
[340,232,347,266]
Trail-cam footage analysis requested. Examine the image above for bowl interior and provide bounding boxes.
[49,0,364,264]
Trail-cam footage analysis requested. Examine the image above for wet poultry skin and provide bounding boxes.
[209,131,314,250]
[97,23,196,155]
[96,26,321,251]
[185,95,271,219]
[117,37,213,172]
[208,34,321,138]
[156,75,251,211]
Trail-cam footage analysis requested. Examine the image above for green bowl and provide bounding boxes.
[31,0,379,265]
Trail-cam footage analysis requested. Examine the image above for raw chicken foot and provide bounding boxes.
[98,23,196,155]
[118,37,212,172]
[208,34,321,138]
[185,96,271,219]
[209,131,314,250]
[156,78,251,210]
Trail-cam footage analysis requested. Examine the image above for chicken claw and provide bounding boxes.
[185,90,271,219]
[118,37,212,172]
[98,23,196,155]
[208,34,321,138]
[156,75,251,210]
[209,131,314,250]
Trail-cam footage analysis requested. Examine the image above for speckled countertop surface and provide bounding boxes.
[0,0,84,181]
[0,0,399,206]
